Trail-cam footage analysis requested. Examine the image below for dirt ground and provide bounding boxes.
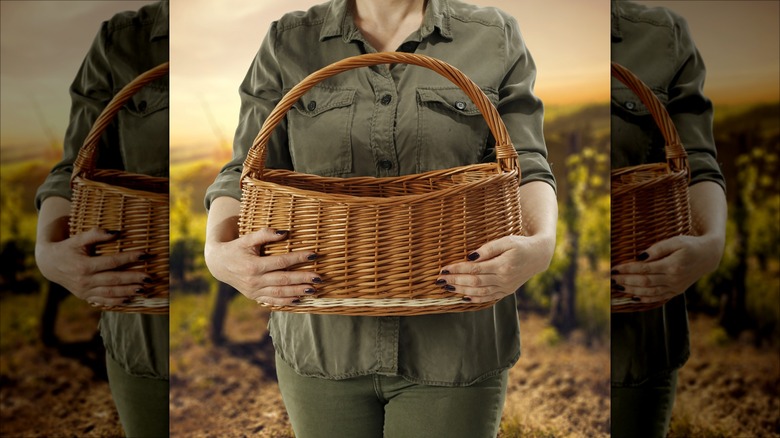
[2,294,778,437]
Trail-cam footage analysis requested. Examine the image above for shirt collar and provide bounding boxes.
[611,0,622,42]
[150,0,169,41]
[320,0,452,43]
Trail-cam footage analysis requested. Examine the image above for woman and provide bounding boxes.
[205,0,556,436]
[34,2,169,437]
[610,1,727,437]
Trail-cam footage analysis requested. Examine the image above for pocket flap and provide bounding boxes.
[291,86,356,117]
[416,87,496,116]
[611,86,668,117]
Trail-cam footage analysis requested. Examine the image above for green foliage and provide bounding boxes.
[574,261,610,343]
[745,258,780,341]
[523,218,569,309]
[170,293,210,350]
[0,294,43,356]
[536,325,562,347]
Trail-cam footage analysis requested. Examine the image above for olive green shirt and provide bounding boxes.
[611,0,725,386]
[35,1,169,380]
[205,0,555,385]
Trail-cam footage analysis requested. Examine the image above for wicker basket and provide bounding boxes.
[69,62,169,314]
[239,53,523,316]
[611,62,691,313]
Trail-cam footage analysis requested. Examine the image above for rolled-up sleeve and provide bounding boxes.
[204,22,294,210]
[484,15,555,192]
[34,23,115,210]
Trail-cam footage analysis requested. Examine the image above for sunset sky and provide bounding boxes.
[0,0,778,156]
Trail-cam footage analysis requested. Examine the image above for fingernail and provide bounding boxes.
[435,279,447,285]
[631,296,641,302]
[615,284,625,291]
[467,252,480,261]
[106,230,121,236]
[312,277,323,284]
[304,288,316,294]
[462,297,472,302]
[440,269,450,275]
[89,302,100,308]
[611,269,619,275]
[637,252,649,261]
[611,279,616,285]
[123,298,133,304]
[138,253,153,261]
[275,230,289,235]
[142,277,154,284]
[443,284,456,292]
[291,299,301,304]
[307,253,318,261]
[135,288,144,294]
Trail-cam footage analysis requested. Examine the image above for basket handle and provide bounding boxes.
[71,62,169,185]
[241,52,518,182]
[611,62,689,175]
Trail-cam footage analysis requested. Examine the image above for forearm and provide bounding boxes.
[205,196,241,247]
[36,197,71,247]
[689,181,727,271]
[518,181,558,269]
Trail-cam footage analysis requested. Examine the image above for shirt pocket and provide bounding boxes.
[116,84,169,177]
[415,87,497,172]
[611,86,669,168]
[287,86,356,177]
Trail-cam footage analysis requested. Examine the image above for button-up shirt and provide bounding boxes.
[611,0,725,386]
[206,0,555,385]
[35,1,169,380]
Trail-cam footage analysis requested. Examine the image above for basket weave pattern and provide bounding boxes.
[69,63,169,314]
[611,62,692,313]
[239,53,523,316]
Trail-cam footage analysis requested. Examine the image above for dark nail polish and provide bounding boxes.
[143,277,154,284]
[435,279,447,285]
[138,253,153,261]
[304,288,316,294]
[135,288,144,294]
[462,297,472,302]
[443,284,456,292]
[307,253,318,261]
[611,279,616,285]
[467,252,480,261]
[106,230,121,236]
[275,230,289,235]
[123,298,133,304]
[637,252,649,261]
[615,284,625,291]
[631,296,642,302]
[291,299,301,304]
[611,269,619,275]
[312,277,323,284]
[440,269,450,275]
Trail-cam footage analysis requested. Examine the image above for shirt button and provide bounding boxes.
[379,159,393,170]
[454,101,466,111]
[307,101,317,111]
[380,94,392,105]
[625,101,635,110]
[138,100,147,112]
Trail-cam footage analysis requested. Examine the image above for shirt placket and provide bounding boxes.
[367,65,400,177]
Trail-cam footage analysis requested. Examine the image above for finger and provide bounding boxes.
[85,295,137,308]
[86,270,150,289]
[71,228,121,247]
[257,271,322,287]
[259,251,319,273]
[440,283,501,298]
[85,251,150,273]
[611,259,667,276]
[248,285,315,302]
[619,284,675,298]
[612,273,668,289]
[240,228,291,250]
[460,291,506,304]
[436,273,501,289]
[625,290,677,304]
[85,285,147,299]
[253,292,306,306]
[463,236,518,263]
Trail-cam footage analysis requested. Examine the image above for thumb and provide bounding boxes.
[640,236,685,262]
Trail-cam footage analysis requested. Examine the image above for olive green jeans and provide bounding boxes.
[611,370,678,438]
[276,354,508,438]
[106,353,169,438]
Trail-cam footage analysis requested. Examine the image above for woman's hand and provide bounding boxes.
[611,181,727,305]
[36,197,150,307]
[437,181,557,303]
[611,234,722,305]
[205,197,319,306]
